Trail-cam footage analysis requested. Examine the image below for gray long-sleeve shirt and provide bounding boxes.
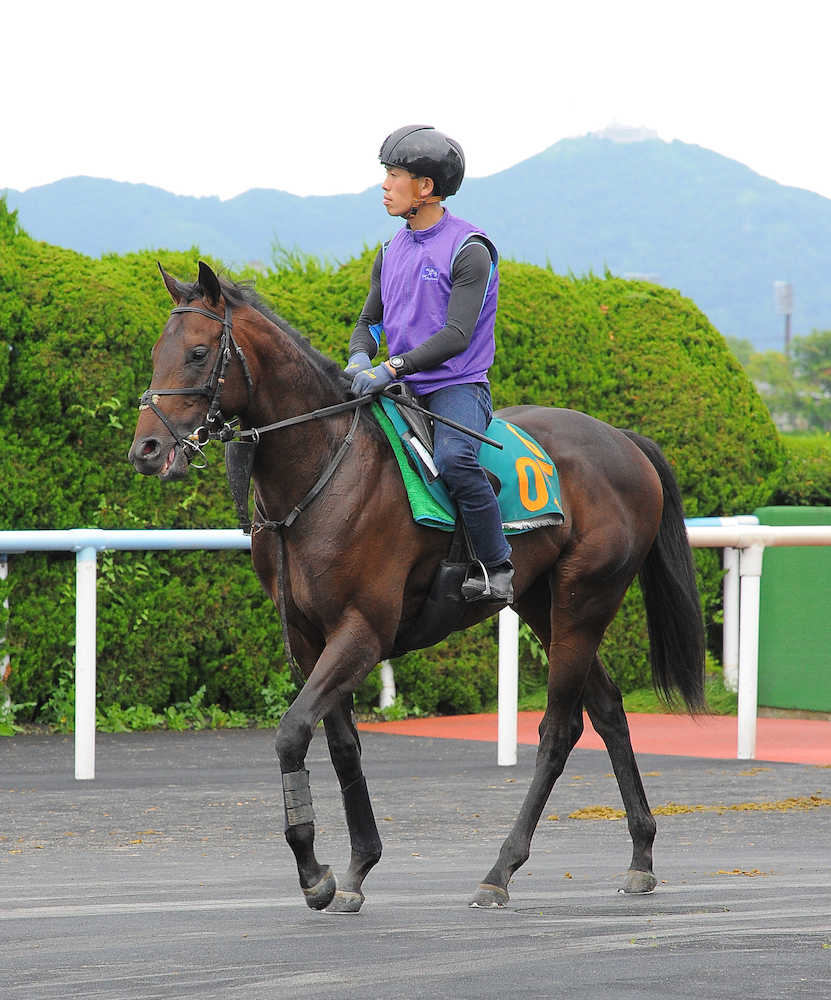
[348,237,494,377]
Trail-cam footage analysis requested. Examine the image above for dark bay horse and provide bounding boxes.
[129,261,705,912]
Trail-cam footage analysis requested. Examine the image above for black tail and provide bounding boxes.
[623,430,706,714]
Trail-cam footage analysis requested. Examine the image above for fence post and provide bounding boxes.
[379,660,396,710]
[737,543,764,760]
[0,553,9,710]
[75,546,97,780]
[722,547,740,692]
[497,607,519,766]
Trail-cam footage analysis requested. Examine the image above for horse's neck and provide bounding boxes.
[242,316,362,524]
[246,321,342,426]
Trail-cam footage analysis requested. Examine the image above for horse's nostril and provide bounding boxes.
[141,438,159,457]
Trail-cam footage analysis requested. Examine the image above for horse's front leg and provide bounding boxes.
[321,695,382,913]
[274,620,383,911]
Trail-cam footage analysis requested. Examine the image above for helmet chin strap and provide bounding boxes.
[406,179,442,218]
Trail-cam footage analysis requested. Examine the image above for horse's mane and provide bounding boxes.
[183,274,352,400]
[181,274,386,442]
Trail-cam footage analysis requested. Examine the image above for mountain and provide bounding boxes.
[4,133,829,348]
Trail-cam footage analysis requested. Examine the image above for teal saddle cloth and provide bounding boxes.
[374,397,565,534]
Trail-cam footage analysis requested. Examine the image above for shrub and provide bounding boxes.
[0,201,783,718]
[771,434,831,505]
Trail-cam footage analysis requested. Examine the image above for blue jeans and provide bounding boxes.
[424,382,512,567]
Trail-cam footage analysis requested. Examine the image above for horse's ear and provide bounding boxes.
[197,260,222,307]
[158,261,185,304]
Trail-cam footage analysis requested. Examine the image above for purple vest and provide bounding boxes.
[380,210,499,395]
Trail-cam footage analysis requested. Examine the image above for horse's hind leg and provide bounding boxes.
[470,604,602,908]
[583,654,658,893]
[322,695,383,913]
[471,693,585,908]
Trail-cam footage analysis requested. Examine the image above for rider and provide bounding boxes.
[346,124,513,603]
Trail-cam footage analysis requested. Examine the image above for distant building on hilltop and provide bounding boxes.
[588,123,661,143]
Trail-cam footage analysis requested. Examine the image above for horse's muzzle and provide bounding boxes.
[128,435,191,480]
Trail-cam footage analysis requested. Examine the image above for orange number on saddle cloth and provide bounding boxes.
[516,457,554,512]
[504,424,555,513]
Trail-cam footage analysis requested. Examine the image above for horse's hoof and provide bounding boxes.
[302,867,337,910]
[469,883,510,908]
[325,889,365,914]
[622,869,658,894]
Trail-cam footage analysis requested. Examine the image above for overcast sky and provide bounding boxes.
[4,0,831,202]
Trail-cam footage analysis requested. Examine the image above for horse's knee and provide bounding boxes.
[275,709,313,771]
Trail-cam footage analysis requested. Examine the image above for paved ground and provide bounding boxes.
[2,726,830,999]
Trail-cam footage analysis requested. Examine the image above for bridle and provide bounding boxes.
[137,300,365,528]
[138,302,254,467]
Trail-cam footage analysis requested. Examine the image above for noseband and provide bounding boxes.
[138,303,253,465]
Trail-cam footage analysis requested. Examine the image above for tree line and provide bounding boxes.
[729,331,831,434]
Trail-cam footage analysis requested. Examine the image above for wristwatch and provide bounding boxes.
[388,355,407,378]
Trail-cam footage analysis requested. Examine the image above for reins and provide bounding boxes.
[250,405,363,530]
[226,396,371,444]
[222,391,502,447]
[138,299,501,531]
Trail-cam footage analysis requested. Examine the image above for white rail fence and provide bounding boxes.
[498,517,831,765]
[0,530,250,779]
[2,519,829,778]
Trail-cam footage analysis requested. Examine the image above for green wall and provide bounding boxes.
[756,506,831,712]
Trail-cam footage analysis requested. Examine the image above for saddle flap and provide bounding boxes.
[402,431,440,482]
[387,383,435,452]
[387,383,501,491]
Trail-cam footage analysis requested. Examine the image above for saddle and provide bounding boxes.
[383,382,501,496]
[383,383,440,482]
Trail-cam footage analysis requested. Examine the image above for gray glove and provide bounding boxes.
[344,351,372,377]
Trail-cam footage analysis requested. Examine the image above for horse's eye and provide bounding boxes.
[188,346,209,363]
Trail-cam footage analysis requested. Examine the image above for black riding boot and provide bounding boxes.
[460,560,514,604]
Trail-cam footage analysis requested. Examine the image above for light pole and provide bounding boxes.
[774,281,794,356]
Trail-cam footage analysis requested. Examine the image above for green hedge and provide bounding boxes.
[771,434,831,505]
[0,201,784,722]
[258,254,784,515]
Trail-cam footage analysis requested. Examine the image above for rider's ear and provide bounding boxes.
[158,262,185,304]
[197,260,222,307]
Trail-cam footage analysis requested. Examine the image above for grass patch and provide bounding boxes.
[2,676,299,737]
[509,671,738,716]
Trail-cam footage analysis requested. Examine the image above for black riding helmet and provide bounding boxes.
[379,125,465,198]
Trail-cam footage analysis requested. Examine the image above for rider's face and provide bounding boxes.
[382,166,428,217]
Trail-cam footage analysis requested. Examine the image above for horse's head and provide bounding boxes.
[129,261,251,480]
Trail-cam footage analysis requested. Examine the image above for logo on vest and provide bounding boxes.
[420,264,440,282]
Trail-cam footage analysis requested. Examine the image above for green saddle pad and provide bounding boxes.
[373,397,565,534]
